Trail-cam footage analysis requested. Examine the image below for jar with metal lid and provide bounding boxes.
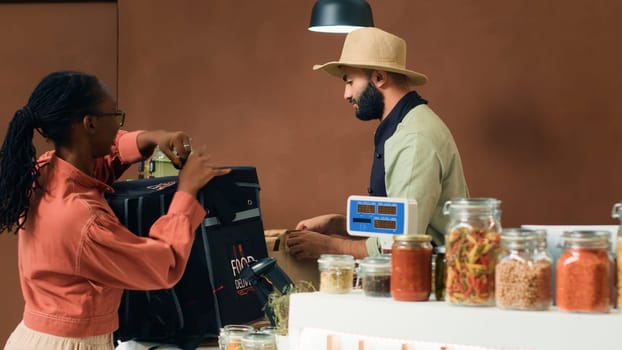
[611,201,622,308]
[219,324,254,350]
[391,234,433,301]
[432,246,446,301]
[318,254,355,293]
[359,255,391,297]
[241,332,277,350]
[443,198,501,306]
[556,230,611,313]
[495,228,552,310]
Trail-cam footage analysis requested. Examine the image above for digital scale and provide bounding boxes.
[346,195,418,251]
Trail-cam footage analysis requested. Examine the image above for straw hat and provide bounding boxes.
[313,27,428,86]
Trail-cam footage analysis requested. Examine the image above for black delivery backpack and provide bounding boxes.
[104,167,268,349]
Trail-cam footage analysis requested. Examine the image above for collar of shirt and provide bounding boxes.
[368,91,428,196]
[42,153,114,193]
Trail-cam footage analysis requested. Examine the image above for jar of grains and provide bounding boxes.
[241,332,277,350]
[611,201,622,308]
[443,198,502,306]
[359,255,392,297]
[556,230,611,313]
[391,234,433,301]
[495,228,552,310]
[318,254,355,293]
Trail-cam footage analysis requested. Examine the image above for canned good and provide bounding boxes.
[391,234,433,301]
[318,254,355,293]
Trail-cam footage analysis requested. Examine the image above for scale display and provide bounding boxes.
[347,195,417,237]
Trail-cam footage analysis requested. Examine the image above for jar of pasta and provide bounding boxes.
[611,202,622,308]
[495,228,552,310]
[359,255,392,297]
[443,198,501,306]
[391,234,433,301]
[318,254,355,293]
[556,230,611,313]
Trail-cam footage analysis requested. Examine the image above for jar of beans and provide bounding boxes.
[443,198,502,306]
[359,255,392,297]
[495,228,552,310]
[391,234,433,301]
[556,230,611,313]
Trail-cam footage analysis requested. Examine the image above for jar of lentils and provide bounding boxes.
[556,230,611,313]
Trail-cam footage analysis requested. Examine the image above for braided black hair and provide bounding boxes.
[0,71,106,233]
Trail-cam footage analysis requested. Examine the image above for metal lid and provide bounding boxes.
[241,332,276,346]
[359,256,391,269]
[560,230,610,249]
[443,197,501,215]
[317,254,355,268]
[393,234,432,242]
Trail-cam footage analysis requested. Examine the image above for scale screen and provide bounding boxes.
[347,195,417,237]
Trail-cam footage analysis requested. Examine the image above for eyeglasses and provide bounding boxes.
[96,110,126,127]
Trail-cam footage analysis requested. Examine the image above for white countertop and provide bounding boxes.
[288,290,621,350]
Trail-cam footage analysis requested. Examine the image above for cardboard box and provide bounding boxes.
[265,229,320,290]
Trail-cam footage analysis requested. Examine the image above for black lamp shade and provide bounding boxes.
[309,0,374,33]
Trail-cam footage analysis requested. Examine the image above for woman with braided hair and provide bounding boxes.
[0,71,230,349]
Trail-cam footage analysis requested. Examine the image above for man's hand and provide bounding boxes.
[295,214,347,236]
[286,230,369,260]
[286,230,340,260]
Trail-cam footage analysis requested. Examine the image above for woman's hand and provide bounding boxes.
[177,145,230,196]
[137,130,193,168]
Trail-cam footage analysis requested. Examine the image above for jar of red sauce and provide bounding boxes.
[391,234,433,301]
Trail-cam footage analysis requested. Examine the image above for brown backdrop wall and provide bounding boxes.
[1,0,622,344]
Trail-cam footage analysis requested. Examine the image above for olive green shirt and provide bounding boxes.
[366,104,469,254]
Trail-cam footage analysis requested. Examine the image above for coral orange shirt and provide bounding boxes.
[18,130,205,337]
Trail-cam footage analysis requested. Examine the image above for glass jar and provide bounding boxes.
[219,325,254,350]
[556,230,611,313]
[532,229,553,308]
[443,198,501,306]
[390,234,433,301]
[611,202,622,308]
[318,254,355,293]
[433,246,446,301]
[495,228,552,310]
[241,332,277,350]
[359,255,391,297]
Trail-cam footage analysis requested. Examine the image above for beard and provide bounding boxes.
[354,81,384,121]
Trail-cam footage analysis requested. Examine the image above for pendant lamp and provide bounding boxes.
[308,0,374,33]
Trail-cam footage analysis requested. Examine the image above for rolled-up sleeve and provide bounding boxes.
[76,191,206,290]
